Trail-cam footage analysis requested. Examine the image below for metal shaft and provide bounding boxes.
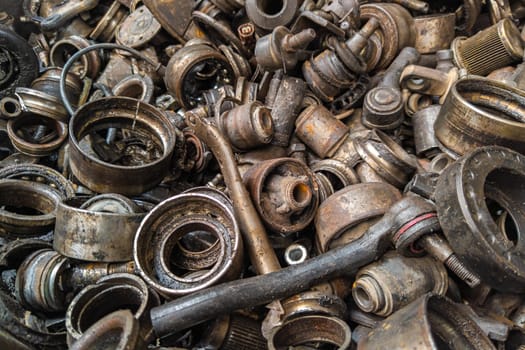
[187,112,281,275]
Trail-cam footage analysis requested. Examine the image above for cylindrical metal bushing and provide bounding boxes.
[295,105,349,158]
[434,77,525,157]
[352,251,448,316]
[452,18,523,76]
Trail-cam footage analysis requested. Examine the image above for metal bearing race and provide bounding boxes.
[66,273,160,345]
[435,146,525,293]
[134,192,243,298]
[112,74,155,103]
[434,77,525,158]
[54,194,145,262]
[7,113,68,156]
[315,182,402,253]
[353,130,418,188]
[68,96,176,195]
[15,248,69,312]
[245,0,299,33]
[0,179,63,236]
[50,36,101,79]
[267,315,351,350]
[70,310,146,350]
[359,3,415,71]
[280,290,348,322]
[164,40,235,109]
[311,159,360,202]
[0,163,75,198]
[89,1,127,43]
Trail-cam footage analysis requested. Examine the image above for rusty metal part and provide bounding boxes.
[216,101,274,151]
[360,3,416,71]
[434,77,525,158]
[116,6,162,49]
[165,40,234,109]
[452,18,523,77]
[7,114,68,156]
[428,153,454,174]
[10,88,69,123]
[387,193,480,287]
[435,146,525,293]
[15,246,135,313]
[357,294,496,350]
[265,74,305,147]
[0,163,75,198]
[62,260,135,290]
[353,251,448,316]
[243,157,319,235]
[68,97,176,195]
[268,315,351,349]
[133,191,243,297]
[54,195,145,262]
[186,111,281,275]
[0,289,66,347]
[70,310,146,350]
[284,243,309,266]
[413,13,456,54]
[218,44,252,79]
[281,290,347,321]
[149,195,438,336]
[143,0,193,43]
[315,182,401,253]
[35,0,99,32]
[255,27,315,72]
[198,314,267,350]
[328,75,369,115]
[0,96,21,118]
[400,65,458,104]
[66,273,160,345]
[15,248,69,312]
[50,36,101,79]
[31,66,83,103]
[0,25,39,100]
[311,158,359,202]
[295,105,349,158]
[112,74,155,103]
[362,47,419,130]
[245,0,300,32]
[302,19,378,102]
[412,105,441,158]
[60,43,166,115]
[191,11,251,59]
[353,130,417,188]
[89,1,127,43]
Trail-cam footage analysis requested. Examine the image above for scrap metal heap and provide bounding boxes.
[1,0,525,348]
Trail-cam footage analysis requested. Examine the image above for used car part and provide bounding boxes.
[133,191,243,297]
[54,194,146,262]
[68,96,176,195]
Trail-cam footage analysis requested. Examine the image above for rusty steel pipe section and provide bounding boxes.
[150,195,434,337]
[186,111,281,275]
